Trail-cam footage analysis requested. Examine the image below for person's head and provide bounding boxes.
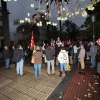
[27,45,30,48]
[61,47,66,50]
[36,46,40,51]
[70,45,72,47]
[48,43,51,47]
[4,46,8,50]
[80,44,84,49]
[17,44,23,49]
[89,41,94,45]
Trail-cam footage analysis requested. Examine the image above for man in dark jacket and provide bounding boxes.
[26,45,32,65]
[3,46,11,69]
[89,41,97,68]
[55,44,61,66]
[45,44,55,75]
[12,45,24,76]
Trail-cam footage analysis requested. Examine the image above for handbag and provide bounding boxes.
[66,64,71,71]
[31,56,35,63]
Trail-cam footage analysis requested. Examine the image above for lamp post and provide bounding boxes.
[37,22,43,42]
[91,15,95,43]
[22,27,25,49]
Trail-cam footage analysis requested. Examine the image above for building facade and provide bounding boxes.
[0,7,4,48]
[0,0,10,48]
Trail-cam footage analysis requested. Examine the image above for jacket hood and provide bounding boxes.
[60,50,68,53]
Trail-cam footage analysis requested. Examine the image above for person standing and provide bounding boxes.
[58,47,69,76]
[78,45,85,69]
[10,45,16,67]
[33,46,42,80]
[85,43,90,60]
[26,45,32,65]
[73,44,80,61]
[3,46,11,69]
[55,44,61,66]
[89,41,97,68]
[69,45,74,65]
[12,45,24,76]
[45,44,55,75]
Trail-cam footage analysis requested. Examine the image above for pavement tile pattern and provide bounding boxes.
[0,64,67,100]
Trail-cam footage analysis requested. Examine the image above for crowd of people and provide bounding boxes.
[2,37,100,81]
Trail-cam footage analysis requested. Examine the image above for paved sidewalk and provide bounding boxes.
[62,60,100,100]
[47,63,78,100]
[0,63,74,100]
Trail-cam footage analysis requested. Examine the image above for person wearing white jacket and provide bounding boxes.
[58,47,69,76]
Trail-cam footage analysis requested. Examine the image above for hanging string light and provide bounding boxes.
[3,0,99,25]
[52,23,57,26]
[30,4,34,8]
[20,20,24,24]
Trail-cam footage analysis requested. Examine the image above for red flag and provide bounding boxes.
[30,31,34,50]
[96,38,100,45]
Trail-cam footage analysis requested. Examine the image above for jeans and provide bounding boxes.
[74,53,77,60]
[5,59,10,69]
[16,59,24,76]
[91,57,96,67]
[47,60,55,74]
[34,64,42,78]
[60,63,67,72]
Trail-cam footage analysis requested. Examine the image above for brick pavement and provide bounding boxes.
[62,61,100,100]
[0,63,71,100]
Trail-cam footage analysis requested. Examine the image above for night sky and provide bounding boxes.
[1,0,92,33]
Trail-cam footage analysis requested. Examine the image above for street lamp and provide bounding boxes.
[22,27,25,49]
[37,22,43,42]
[91,15,96,43]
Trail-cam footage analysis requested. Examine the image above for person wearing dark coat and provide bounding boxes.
[26,45,32,65]
[85,43,90,59]
[10,45,16,67]
[55,44,61,66]
[12,45,24,76]
[69,45,74,64]
[3,46,11,69]
[45,44,55,75]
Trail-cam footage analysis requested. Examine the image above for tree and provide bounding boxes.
[14,20,40,48]
[62,20,79,40]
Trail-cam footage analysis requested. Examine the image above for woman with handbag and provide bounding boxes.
[33,46,42,80]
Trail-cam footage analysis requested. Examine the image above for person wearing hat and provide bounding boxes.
[34,45,42,80]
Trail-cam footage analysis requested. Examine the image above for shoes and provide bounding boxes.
[7,67,11,69]
[38,78,41,80]
[89,66,94,69]
[34,78,37,81]
[21,74,26,76]
[59,71,62,77]
[86,58,89,60]
[81,68,84,70]
[47,73,50,76]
